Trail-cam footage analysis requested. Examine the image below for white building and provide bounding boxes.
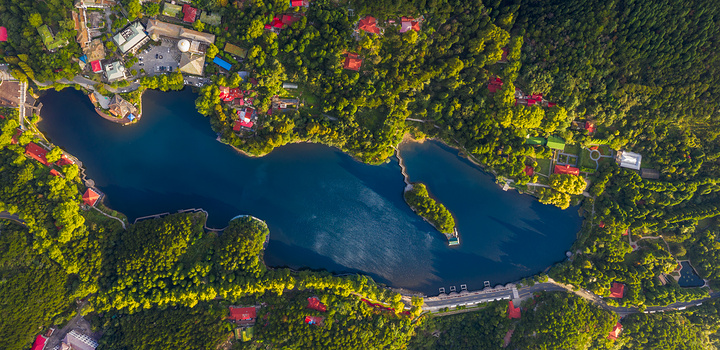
[59,330,98,350]
[616,151,642,170]
[104,61,126,82]
[112,22,149,55]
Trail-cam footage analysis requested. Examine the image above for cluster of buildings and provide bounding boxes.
[146,19,216,76]
[342,15,423,72]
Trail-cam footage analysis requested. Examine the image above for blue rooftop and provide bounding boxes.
[127,113,136,121]
[213,57,232,71]
[79,55,88,63]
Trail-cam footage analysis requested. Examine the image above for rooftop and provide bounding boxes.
[182,4,198,23]
[82,188,100,206]
[0,80,21,108]
[179,52,205,76]
[112,22,148,54]
[25,143,50,166]
[358,16,380,34]
[507,301,521,319]
[104,61,126,82]
[229,306,256,321]
[343,54,362,71]
[609,282,625,298]
[616,151,642,170]
[554,164,580,176]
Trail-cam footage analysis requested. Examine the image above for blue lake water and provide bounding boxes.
[38,88,582,295]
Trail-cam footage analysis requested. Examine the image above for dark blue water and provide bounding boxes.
[38,88,582,295]
[677,261,704,287]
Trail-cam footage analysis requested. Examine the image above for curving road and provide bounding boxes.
[423,280,718,316]
[0,211,25,226]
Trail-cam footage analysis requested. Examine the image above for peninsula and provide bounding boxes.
[404,182,459,245]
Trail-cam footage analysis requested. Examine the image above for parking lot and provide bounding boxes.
[132,43,181,76]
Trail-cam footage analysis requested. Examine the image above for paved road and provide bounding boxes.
[19,81,27,130]
[0,211,25,226]
[424,280,719,317]
[424,287,514,311]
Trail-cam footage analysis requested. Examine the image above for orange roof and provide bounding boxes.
[507,301,521,319]
[343,56,362,71]
[25,142,49,166]
[554,164,580,176]
[82,188,100,206]
[50,169,61,177]
[524,166,534,176]
[307,297,327,312]
[358,16,380,34]
[182,4,197,23]
[11,128,22,144]
[609,282,625,298]
[607,322,622,340]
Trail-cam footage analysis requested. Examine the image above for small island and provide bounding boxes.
[404,183,459,245]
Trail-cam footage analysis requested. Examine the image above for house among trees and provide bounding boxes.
[554,164,580,176]
[343,53,362,71]
[228,306,257,326]
[112,22,149,55]
[507,301,521,319]
[609,282,625,298]
[399,17,421,33]
[90,60,103,73]
[213,57,232,71]
[234,108,255,130]
[60,330,99,350]
[616,151,642,170]
[487,77,503,93]
[607,322,623,340]
[358,16,381,35]
[224,43,247,58]
[30,334,47,350]
[182,4,198,23]
[585,121,596,133]
[108,95,138,119]
[82,188,101,206]
[304,315,324,325]
[25,142,50,165]
[307,297,327,312]
[146,19,215,49]
[290,0,309,8]
[0,26,7,42]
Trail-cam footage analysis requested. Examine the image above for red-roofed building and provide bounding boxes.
[0,26,7,42]
[229,306,256,321]
[358,16,380,35]
[182,4,198,23]
[219,87,243,102]
[524,166,534,177]
[623,228,629,236]
[90,60,102,73]
[50,169,61,177]
[30,335,47,350]
[609,282,625,298]
[343,53,362,71]
[282,15,301,26]
[507,301,521,319]
[307,297,327,312]
[56,155,73,167]
[553,164,580,176]
[82,188,100,206]
[488,77,503,93]
[548,102,557,107]
[607,322,623,340]
[11,128,22,145]
[233,108,255,130]
[598,221,605,228]
[400,17,420,33]
[501,47,508,61]
[527,99,537,105]
[290,0,307,7]
[585,121,596,133]
[304,315,323,325]
[25,142,50,166]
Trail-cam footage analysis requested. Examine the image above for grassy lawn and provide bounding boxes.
[563,143,581,156]
[580,148,596,170]
[598,157,615,167]
[288,86,322,114]
[535,158,552,176]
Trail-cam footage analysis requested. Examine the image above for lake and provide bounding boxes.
[38,88,582,295]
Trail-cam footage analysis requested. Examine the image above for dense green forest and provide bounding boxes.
[6,0,720,347]
[404,183,455,234]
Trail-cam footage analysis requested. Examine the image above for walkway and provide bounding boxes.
[92,207,126,229]
[19,81,27,130]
